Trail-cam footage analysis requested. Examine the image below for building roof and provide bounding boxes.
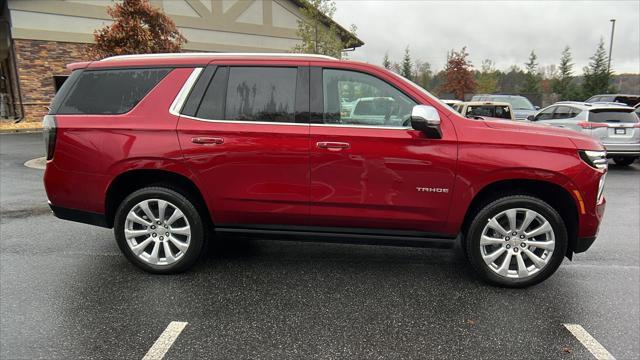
[289,0,363,48]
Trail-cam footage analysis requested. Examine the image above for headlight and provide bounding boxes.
[579,150,607,170]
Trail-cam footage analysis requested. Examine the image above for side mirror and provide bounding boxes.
[411,105,442,138]
[527,115,535,121]
[534,106,540,110]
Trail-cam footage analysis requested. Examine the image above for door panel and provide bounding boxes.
[178,120,309,225]
[176,65,310,226]
[309,126,457,232]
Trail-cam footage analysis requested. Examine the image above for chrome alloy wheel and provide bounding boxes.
[124,199,191,266]
[480,208,555,279]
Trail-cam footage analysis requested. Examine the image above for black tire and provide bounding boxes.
[612,156,637,166]
[114,187,205,274]
[465,195,568,288]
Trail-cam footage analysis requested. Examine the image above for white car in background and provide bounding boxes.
[532,101,640,166]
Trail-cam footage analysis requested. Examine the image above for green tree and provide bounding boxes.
[476,59,499,93]
[582,38,614,97]
[291,0,356,59]
[91,0,186,58]
[441,47,476,100]
[520,50,540,94]
[551,46,581,100]
[401,46,413,79]
[414,60,432,89]
[382,52,391,69]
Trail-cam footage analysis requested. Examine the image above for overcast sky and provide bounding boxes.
[334,0,640,74]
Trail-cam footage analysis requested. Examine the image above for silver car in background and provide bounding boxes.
[532,101,640,166]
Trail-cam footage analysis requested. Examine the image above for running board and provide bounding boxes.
[214,226,457,249]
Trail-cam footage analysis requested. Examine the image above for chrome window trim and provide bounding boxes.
[169,67,203,116]
[170,67,411,130]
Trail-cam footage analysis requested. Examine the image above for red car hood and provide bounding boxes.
[483,119,604,150]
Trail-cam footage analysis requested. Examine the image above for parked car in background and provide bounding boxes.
[452,101,515,121]
[44,53,608,287]
[585,94,640,107]
[471,94,538,121]
[442,99,462,108]
[532,101,639,166]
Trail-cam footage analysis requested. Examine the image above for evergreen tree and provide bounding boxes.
[401,46,413,80]
[382,52,391,69]
[551,46,580,100]
[476,59,499,93]
[520,50,540,94]
[582,38,613,97]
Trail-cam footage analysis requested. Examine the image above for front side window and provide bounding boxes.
[57,68,171,114]
[552,106,572,119]
[322,69,416,127]
[225,67,297,123]
[535,106,555,121]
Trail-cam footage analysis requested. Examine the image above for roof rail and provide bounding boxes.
[101,52,338,62]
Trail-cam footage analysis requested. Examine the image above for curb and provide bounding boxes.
[0,128,43,134]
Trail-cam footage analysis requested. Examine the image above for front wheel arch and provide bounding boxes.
[460,179,578,259]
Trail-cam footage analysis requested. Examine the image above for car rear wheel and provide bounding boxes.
[114,187,205,274]
[612,156,637,166]
[465,195,567,288]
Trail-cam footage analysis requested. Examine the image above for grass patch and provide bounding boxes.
[0,121,42,132]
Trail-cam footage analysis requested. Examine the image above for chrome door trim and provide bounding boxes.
[169,67,203,116]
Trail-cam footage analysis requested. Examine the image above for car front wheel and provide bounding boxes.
[114,187,205,274]
[465,195,568,287]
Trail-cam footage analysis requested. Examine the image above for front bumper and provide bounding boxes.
[603,143,640,157]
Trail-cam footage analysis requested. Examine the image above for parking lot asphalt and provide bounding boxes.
[1,132,638,359]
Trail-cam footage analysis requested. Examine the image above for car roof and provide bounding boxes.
[473,94,525,98]
[588,94,640,98]
[463,101,511,106]
[551,101,635,110]
[68,52,344,70]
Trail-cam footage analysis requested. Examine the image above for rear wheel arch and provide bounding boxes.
[460,179,579,258]
[105,169,212,229]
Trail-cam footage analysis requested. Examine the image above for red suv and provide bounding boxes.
[43,53,607,287]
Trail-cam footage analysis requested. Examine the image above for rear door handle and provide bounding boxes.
[191,137,224,145]
[317,141,350,151]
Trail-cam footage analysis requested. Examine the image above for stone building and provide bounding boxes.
[0,0,362,122]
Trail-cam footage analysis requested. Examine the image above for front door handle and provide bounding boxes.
[191,137,224,145]
[317,141,350,151]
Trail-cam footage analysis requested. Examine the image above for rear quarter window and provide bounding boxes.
[55,68,171,115]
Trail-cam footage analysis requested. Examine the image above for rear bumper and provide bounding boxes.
[49,203,110,228]
[603,143,640,156]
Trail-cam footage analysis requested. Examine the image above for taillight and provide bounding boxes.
[43,115,57,160]
[577,122,609,129]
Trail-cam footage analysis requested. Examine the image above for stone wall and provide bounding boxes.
[13,39,93,122]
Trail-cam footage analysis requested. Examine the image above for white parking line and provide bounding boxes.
[142,321,188,360]
[563,324,616,360]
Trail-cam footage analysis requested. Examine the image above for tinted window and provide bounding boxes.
[465,105,511,119]
[323,69,416,127]
[196,67,228,120]
[535,106,555,120]
[589,109,638,123]
[224,67,297,122]
[57,68,170,114]
[553,106,572,119]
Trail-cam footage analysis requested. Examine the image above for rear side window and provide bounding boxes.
[225,67,297,123]
[56,68,171,115]
[589,109,639,123]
